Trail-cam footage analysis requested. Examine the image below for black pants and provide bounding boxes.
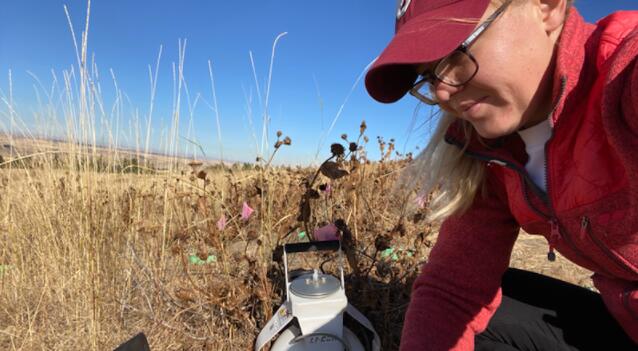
[474,268,636,351]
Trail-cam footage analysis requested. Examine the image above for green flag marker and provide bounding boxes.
[298,231,306,239]
[189,254,202,265]
[189,254,216,265]
[381,247,394,258]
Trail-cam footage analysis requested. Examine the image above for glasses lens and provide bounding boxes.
[410,79,438,105]
[434,50,477,86]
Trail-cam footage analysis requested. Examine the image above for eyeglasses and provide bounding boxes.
[409,0,513,105]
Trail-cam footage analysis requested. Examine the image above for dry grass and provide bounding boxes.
[0,135,419,350]
[0,136,593,351]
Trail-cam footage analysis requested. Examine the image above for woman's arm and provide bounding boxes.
[400,174,520,351]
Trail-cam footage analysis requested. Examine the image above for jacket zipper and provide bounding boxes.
[539,77,615,274]
[543,76,566,262]
[547,219,559,262]
[580,216,636,276]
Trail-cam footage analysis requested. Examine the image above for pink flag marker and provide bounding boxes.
[325,183,332,195]
[314,223,339,241]
[241,202,254,221]
[414,193,427,208]
[217,213,227,231]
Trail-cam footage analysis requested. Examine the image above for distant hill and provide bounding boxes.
[0,133,228,170]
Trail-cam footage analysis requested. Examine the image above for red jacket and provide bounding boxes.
[400,9,638,350]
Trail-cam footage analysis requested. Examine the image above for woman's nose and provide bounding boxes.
[433,80,463,103]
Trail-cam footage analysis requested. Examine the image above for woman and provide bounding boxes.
[365,0,638,350]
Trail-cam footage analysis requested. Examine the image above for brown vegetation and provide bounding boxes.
[0,129,592,351]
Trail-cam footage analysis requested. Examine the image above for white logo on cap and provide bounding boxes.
[396,0,412,20]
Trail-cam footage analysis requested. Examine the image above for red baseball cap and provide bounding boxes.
[365,0,491,103]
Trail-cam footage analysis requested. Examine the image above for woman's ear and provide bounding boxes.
[539,0,568,36]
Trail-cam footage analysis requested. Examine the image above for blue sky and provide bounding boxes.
[0,1,635,165]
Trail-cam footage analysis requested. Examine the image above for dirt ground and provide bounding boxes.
[510,231,595,289]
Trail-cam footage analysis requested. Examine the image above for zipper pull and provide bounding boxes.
[547,219,560,262]
[547,246,556,262]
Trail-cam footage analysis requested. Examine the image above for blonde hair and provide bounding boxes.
[401,114,484,222]
[402,0,574,222]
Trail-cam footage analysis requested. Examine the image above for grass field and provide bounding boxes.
[0,134,593,351]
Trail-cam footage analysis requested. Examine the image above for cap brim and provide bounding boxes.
[365,0,491,103]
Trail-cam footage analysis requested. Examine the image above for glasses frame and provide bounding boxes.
[409,0,513,105]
